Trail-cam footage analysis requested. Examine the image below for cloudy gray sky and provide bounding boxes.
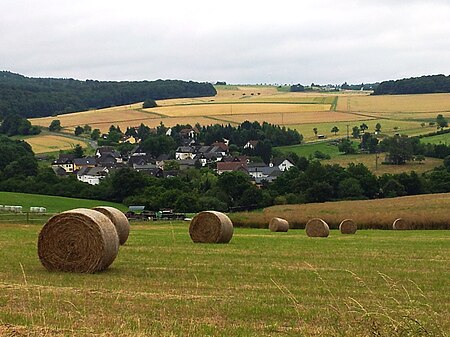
[1,0,449,84]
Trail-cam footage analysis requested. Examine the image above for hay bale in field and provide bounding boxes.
[339,219,357,234]
[393,218,410,230]
[38,208,119,273]
[189,211,233,243]
[305,218,330,237]
[93,206,130,245]
[269,217,289,232]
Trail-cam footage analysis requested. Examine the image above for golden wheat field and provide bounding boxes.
[28,87,450,138]
[336,93,450,114]
[23,134,88,154]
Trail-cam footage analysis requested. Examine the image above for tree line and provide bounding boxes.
[373,74,450,95]
[0,71,216,118]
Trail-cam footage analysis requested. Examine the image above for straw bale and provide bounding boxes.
[93,206,130,245]
[305,218,330,237]
[339,219,357,234]
[269,217,289,232]
[393,218,410,230]
[38,208,119,273]
[189,211,233,243]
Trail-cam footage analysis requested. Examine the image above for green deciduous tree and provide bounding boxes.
[49,120,62,132]
[331,126,339,135]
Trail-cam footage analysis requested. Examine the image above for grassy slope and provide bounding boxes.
[0,223,448,336]
[0,191,126,213]
[420,132,450,145]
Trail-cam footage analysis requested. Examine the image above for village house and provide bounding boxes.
[243,140,260,150]
[271,158,295,171]
[51,154,75,173]
[175,146,195,160]
[216,161,248,175]
[73,156,97,172]
[77,166,109,185]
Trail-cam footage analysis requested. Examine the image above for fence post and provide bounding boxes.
[26,212,29,224]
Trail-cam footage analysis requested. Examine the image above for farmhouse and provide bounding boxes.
[175,146,195,160]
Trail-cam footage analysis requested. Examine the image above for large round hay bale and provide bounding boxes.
[339,219,357,234]
[269,217,289,232]
[38,208,119,273]
[393,218,410,230]
[93,206,130,245]
[305,218,330,237]
[189,211,233,243]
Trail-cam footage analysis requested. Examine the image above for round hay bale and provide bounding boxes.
[189,211,233,243]
[305,218,330,237]
[269,217,289,232]
[393,218,410,230]
[339,219,357,234]
[92,206,130,245]
[38,208,119,273]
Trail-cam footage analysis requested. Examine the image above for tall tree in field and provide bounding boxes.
[360,123,368,134]
[313,127,318,136]
[375,123,382,133]
[331,126,339,135]
[352,126,360,139]
[49,119,62,132]
[436,114,448,130]
[74,125,84,136]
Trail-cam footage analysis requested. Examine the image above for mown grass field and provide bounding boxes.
[0,221,448,336]
[0,192,126,214]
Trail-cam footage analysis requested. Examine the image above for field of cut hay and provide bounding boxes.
[0,219,448,336]
[230,193,450,230]
[21,134,89,154]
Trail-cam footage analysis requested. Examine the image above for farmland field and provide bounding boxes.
[0,220,448,336]
[420,132,450,145]
[28,87,450,144]
[19,134,89,154]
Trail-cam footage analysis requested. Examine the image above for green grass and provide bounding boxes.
[276,141,346,158]
[420,132,450,145]
[0,223,448,336]
[0,192,126,214]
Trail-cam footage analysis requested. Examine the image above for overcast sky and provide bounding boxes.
[1,0,449,84]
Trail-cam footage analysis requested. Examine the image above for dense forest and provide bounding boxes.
[0,71,216,118]
[373,74,450,95]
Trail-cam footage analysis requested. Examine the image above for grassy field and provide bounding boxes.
[0,192,126,214]
[0,221,448,336]
[323,153,442,175]
[230,193,450,230]
[277,141,344,158]
[419,132,450,145]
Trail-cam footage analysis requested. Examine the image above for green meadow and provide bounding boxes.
[0,222,448,336]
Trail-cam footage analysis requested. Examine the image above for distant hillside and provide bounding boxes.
[0,71,216,118]
[373,74,450,95]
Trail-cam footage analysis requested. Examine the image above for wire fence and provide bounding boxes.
[0,212,56,224]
